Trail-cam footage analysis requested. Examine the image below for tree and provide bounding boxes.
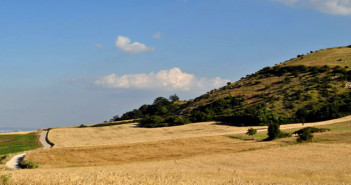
[296,127,313,142]
[246,128,257,139]
[296,108,308,125]
[169,94,180,102]
[267,122,281,140]
[153,97,170,106]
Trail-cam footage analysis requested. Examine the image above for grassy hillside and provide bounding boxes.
[282,46,351,67]
[110,46,351,127]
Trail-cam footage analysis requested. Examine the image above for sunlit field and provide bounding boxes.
[1,117,351,184]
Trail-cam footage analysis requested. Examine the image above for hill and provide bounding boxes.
[111,46,351,127]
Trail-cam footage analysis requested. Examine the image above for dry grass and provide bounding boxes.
[2,143,351,185]
[1,116,351,184]
[48,116,351,148]
[282,46,351,67]
[24,136,284,168]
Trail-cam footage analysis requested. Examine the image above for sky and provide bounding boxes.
[1,0,351,129]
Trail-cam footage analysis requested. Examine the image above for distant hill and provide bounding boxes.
[111,46,351,127]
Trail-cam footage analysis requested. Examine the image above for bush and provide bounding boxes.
[139,115,165,128]
[78,124,87,128]
[19,160,39,169]
[267,122,281,140]
[166,116,190,126]
[294,127,330,142]
[296,127,313,142]
[246,128,257,139]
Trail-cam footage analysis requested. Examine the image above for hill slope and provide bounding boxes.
[112,46,351,127]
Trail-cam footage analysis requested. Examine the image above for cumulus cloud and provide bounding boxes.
[94,68,229,92]
[152,32,162,39]
[115,36,154,53]
[274,0,351,15]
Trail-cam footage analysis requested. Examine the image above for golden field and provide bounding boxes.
[48,116,351,148]
[1,143,350,185]
[1,116,351,184]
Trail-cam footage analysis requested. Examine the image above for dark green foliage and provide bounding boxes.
[293,127,330,135]
[165,116,190,126]
[296,92,351,123]
[19,160,38,169]
[139,115,165,128]
[296,128,313,142]
[120,109,143,120]
[169,94,180,102]
[283,77,292,84]
[293,127,329,142]
[267,122,281,140]
[219,103,289,126]
[258,65,308,77]
[191,111,212,122]
[91,120,136,127]
[246,128,257,139]
[296,108,308,124]
[78,124,87,128]
[139,115,189,128]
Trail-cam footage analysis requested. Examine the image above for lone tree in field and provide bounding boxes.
[246,128,257,139]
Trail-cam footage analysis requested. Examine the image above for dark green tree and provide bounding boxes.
[267,122,281,140]
[169,94,180,102]
[246,128,257,139]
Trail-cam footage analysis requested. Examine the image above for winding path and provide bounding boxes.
[5,130,52,169]
[5,153,26,170]
[39,130,52,149]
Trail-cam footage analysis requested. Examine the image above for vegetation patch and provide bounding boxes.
[0,133,40,156]
[108,47,351,128]
[19,160,39,169]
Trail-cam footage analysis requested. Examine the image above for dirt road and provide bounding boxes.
[5,153,26,170]
[39,130,52,149]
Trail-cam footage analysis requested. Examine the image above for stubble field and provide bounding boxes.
[1,116,351,184]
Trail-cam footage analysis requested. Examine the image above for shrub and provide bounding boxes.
[139,115,165,128]
[246,128,257,139]
[19,160,39,169]
[267,122,281,140]
[296,127,313,142]
[78,124,87,128]
[294,127,330,142]
[166,116,190,126]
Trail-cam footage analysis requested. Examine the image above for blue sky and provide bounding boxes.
[1,0,351,129]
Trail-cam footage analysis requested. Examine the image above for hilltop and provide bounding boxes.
[111,46,351,127]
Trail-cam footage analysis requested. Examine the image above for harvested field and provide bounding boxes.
[3,143,351,185]
[48,115,351,148]
[24,136,285,168]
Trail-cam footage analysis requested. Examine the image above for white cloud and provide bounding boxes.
[152,32,162,39]
[274,0,351,15]
[94,68,229,92]
[115,35,154,54]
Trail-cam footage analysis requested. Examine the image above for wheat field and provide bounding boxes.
[48,116,351,148]
[2,143,350,185]
[1,117,351,184]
